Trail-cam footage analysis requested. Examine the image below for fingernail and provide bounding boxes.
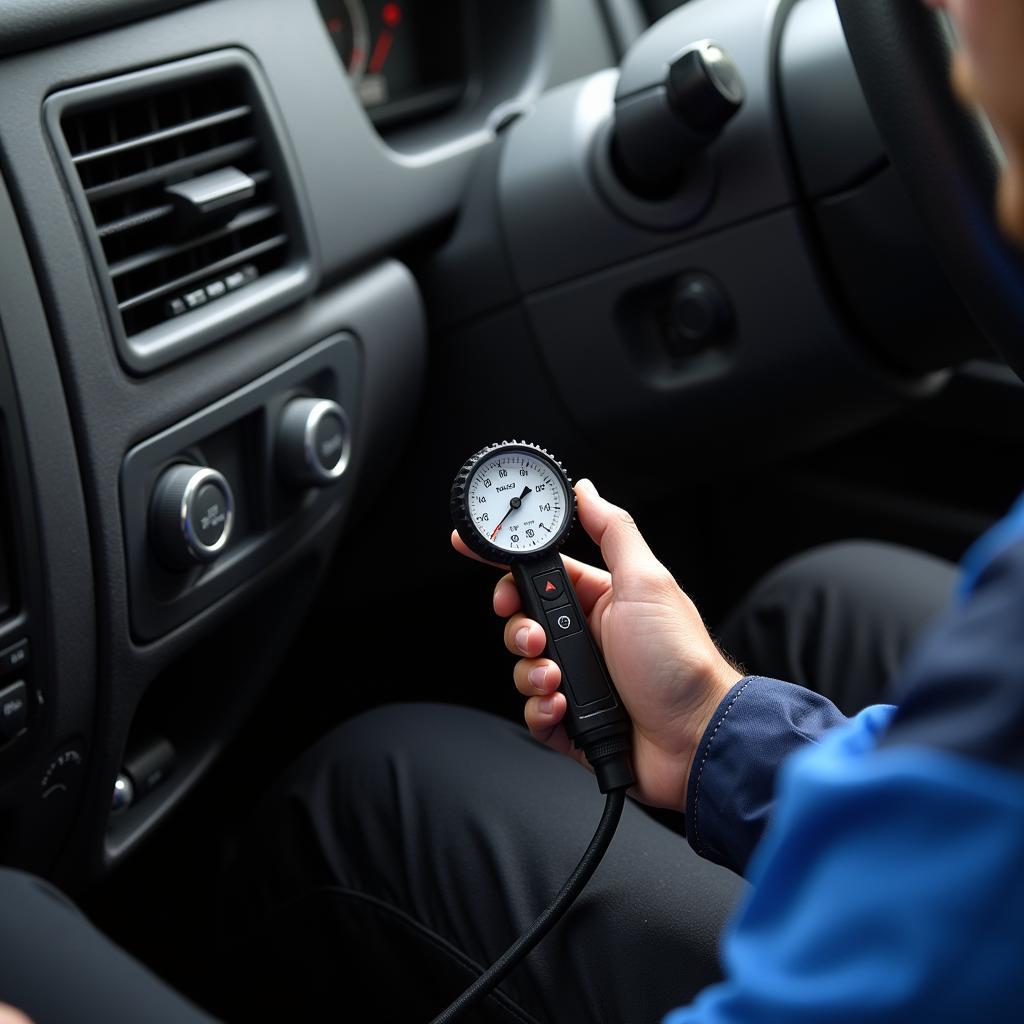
[528,666,549,691]
[577,478,598,497]
[515,626,531,654]
[537,696,556,715]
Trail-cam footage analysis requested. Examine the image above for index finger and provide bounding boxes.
[492,557,611,618]
[451,530,611,614]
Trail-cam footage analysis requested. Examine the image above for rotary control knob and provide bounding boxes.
[277,398,351,488]
[150,464,234,569]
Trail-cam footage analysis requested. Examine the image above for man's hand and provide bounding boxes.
[452,478,742,811]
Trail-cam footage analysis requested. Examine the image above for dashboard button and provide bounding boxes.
[193,482,231,548]
[111,773,134,815]
[277,398,351,488]
[150,464,235,569]
[0,680,28,742]
[0,639,29,675]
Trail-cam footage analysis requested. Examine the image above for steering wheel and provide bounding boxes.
[835,0,1024,381]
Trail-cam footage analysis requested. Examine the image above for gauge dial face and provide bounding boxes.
[466,451,570,556]
[319,0,371,83]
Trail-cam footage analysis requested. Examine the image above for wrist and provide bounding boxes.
[682,658,743,801]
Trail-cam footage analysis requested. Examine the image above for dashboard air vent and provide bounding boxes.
[47,52,314,373]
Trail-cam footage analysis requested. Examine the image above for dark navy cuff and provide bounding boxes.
[685,676,848,876]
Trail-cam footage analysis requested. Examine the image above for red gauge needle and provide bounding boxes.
[491,487,532,540]
[368,29,393,74]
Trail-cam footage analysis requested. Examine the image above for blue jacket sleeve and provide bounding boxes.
[685,676,849,875]
[668,508,1024,1022]
[666,707,1024,1023]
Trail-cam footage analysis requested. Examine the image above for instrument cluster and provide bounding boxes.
[317,0,468,127]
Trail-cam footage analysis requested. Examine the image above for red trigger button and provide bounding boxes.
[533,572,565,602]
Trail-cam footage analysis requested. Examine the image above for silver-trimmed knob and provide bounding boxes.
[111,773,134,815]
[150,464,234,569]
[277,398,351,488]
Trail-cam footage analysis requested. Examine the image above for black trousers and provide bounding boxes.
[0,543,956,1024]
[221,541,957,1024]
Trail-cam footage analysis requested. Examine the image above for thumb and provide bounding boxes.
[575,479,663,583]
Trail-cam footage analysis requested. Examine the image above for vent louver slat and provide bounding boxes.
[117,234,288,313]
[49,53,312,371]
[107,202,280,279]
[70,104,253,166]
[82,139,259,204]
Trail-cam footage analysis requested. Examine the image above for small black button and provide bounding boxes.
[668,274,732,356]
[0,681,28,741]
[533,571,565,603]
[0,639,29,675]
[546,604,582,640]
[193,483,229,547]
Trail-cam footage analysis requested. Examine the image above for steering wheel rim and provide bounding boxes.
[835,0,1024,380]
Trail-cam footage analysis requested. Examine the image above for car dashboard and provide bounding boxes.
[0,0,1009,911]
[0,0,619,882]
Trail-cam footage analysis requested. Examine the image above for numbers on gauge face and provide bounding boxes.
[468,453,567,554]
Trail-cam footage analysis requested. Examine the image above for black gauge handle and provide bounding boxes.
[512,552,634,793]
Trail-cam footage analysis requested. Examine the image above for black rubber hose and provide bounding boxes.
[428,786,628,1024]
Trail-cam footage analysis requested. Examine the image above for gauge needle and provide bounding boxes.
[369,29,394,75]
[491,486,532,540]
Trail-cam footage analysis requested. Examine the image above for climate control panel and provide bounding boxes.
[121,335,360,640]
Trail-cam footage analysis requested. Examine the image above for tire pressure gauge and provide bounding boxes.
[452,441,574,559]
[452,442,634,793]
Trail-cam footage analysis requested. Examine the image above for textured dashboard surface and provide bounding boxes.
[0,0,201,55]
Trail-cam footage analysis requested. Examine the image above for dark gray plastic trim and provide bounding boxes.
[0,0,202,56]
[101,260,426,868]
[0,170,97,874]
[499,0,798,294]
[44,49,319,375]
[600,0,648,56]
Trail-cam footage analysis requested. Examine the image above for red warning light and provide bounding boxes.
[381,2,403,27]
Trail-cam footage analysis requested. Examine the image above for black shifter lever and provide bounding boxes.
[613,40,745,197]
